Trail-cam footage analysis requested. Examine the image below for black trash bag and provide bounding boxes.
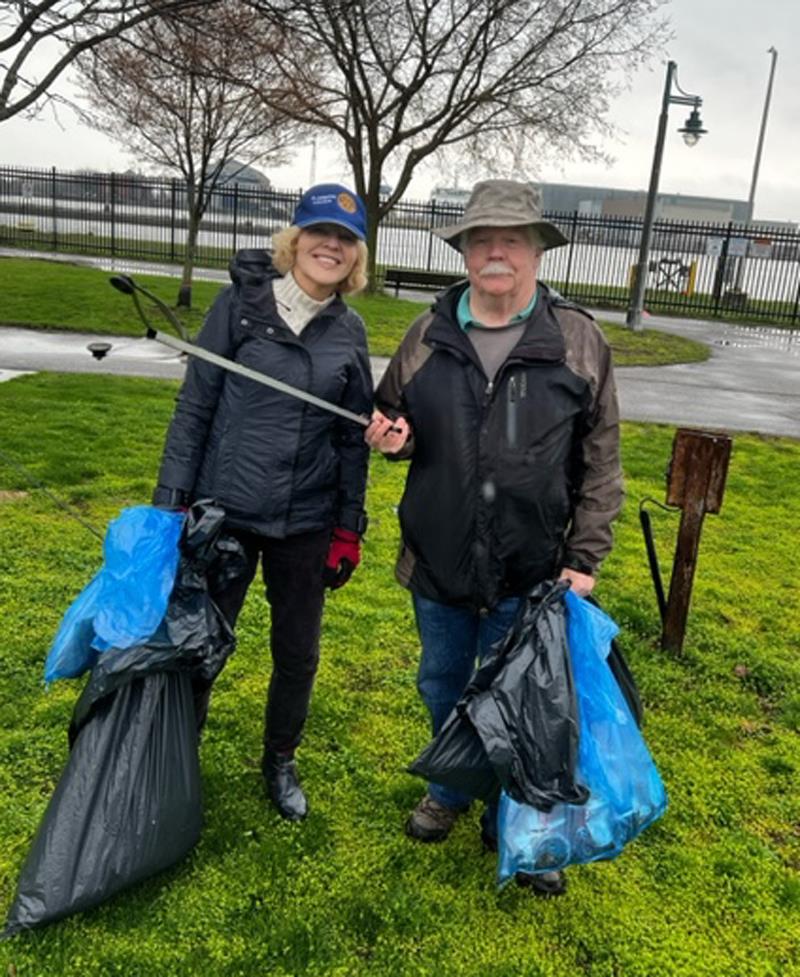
[3,673,200,937]
[3,502,240,937]
[409,580,590,810]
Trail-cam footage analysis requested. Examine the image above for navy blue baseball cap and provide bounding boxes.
[292,183,367,241]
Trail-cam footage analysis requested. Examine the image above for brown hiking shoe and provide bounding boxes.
[405,794,464,843]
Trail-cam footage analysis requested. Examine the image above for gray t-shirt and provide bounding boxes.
[466,321,527,381]
[457,284,537,380]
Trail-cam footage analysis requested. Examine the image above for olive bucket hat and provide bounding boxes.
[432,179,568,252]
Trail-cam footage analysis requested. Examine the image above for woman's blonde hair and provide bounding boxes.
[271,225,369,295]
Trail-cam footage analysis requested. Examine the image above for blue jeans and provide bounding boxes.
[412,593,522,814]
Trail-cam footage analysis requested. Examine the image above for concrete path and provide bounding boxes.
[3,317,797,438]
[596,310,800,439]
[1,248,798,438]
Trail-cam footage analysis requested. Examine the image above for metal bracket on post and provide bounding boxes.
[661,428,732,654]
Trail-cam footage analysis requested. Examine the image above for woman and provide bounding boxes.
[153,184,373,821]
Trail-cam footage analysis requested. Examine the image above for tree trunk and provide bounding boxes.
[363,182,384,293]
[365,207,380,293]
[177,202,201,309]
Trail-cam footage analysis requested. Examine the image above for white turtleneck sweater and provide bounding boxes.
[272,271,336,335]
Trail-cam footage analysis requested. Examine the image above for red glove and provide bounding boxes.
[323,528,361,590]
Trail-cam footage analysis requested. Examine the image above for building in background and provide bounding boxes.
[538,181,748,222]
[430,186,471,207]
[216,159,272,192]
[537,182,793,231]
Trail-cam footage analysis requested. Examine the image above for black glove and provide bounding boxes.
[152,485,190,510]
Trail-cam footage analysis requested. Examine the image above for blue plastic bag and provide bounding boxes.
[497,590,667,885]
[44,506,185,683]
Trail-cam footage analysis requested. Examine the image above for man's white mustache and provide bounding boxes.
[478,262,514,276]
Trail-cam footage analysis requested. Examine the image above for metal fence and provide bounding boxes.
[2,164,799,322]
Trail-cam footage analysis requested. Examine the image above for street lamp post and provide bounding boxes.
[626,61,707,330]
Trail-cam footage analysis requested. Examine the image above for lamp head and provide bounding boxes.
[678,106,707,147]
[87,341,112,360]
[109,275,136,295]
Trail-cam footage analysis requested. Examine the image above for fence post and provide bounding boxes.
[791,280,800,325]
[170,179,177,263]
[562,210,578,297]
[426,199,436,271]
[109,171,116,256]
[711,221,733,317]
[50,166,57,250]
[232,183,238,254]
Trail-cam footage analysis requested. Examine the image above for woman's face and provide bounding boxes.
[293,223,360,300]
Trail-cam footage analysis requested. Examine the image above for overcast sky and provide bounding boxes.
[2,0,797,221]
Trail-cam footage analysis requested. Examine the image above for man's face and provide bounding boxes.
[463,226,542,303]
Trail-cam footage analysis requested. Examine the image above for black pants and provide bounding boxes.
[197,527,329,756]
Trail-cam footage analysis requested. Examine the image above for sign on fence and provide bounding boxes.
[749,237,773,258]
[727,237,749,258]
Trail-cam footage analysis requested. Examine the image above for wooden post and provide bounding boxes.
[661,429,732,654]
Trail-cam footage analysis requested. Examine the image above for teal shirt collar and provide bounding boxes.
[456,286,538,331]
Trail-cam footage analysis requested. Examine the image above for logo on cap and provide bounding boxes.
[337,192,357,214]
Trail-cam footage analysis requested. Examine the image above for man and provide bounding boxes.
[365,179,623,895]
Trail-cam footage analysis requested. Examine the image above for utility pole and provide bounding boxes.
[309,137,317,185]
[733,47,778,294]
[746,47,778,223]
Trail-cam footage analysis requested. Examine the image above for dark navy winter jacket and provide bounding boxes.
[155,250,372,537]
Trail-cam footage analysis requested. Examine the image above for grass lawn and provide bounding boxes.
[0,372,798,976]
[0,256,709,365]
[2,231,796,328]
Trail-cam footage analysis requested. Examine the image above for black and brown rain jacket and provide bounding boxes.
[375,281,623,610]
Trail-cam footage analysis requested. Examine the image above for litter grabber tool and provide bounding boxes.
[106,274,378,430]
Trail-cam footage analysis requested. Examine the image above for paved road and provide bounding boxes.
[1,249,798,438]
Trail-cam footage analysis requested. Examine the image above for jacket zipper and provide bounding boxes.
[507,375,518,448]
[475,377,499,612]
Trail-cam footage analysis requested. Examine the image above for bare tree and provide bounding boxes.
[76,2,310,307]
[0,0,224,122]
[250,0,667,287]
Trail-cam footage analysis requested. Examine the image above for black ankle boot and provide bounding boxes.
[262,752,308,821]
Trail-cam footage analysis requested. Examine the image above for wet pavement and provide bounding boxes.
[1,250,798,439]
[596,310,800,439]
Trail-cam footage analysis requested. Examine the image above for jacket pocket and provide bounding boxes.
[504,371,532,450]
